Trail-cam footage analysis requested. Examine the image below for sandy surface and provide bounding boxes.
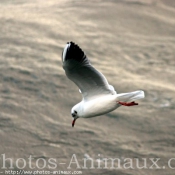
[0,0,175,174]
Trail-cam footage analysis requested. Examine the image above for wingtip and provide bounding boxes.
[62,42,71,62]
[62,41,87,63]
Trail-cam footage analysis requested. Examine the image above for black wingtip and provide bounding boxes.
[62,41,87,63]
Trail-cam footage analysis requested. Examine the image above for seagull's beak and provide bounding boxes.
[72,117,78,127]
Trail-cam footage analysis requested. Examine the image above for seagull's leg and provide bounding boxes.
[118,101,138,106]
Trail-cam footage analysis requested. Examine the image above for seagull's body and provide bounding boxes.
[62,42,145,127]
[72,95,118,118]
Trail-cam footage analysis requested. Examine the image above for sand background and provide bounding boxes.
[0,0,175,174]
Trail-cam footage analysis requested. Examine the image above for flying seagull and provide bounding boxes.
[62,42,145,127]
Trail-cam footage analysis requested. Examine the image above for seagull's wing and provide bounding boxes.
[62,42,115,100]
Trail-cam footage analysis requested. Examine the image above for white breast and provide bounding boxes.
[82,95,119,118]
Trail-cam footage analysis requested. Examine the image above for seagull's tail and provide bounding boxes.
[116,90,145,102]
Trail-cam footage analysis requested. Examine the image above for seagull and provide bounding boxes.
[62,42,145,127]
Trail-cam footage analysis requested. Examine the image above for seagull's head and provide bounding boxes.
[71,105,80,127]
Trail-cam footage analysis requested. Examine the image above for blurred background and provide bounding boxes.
[0,0,175,174]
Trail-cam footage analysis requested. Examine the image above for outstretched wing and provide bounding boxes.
[62,42,114,100]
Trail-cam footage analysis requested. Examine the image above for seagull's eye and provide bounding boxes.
[74,110,77,114]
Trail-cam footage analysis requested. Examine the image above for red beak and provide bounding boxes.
[72,118,78,127]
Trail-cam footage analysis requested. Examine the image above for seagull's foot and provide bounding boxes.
[118,101,138,106]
